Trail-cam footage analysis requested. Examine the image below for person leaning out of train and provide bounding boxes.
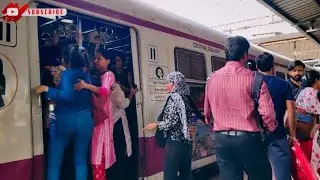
[143,71,203,180]
[295,70,320,161]
[255,52,297,180]
[287,60,305,97]
[73,48,116,180]
[35,45,93,180]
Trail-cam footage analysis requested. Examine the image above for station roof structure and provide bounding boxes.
[257,0,320,47]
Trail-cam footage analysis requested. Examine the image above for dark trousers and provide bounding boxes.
[215,132,272,180]
[267,136,291,180]
[107,118,127,180]
[164,139,193,180]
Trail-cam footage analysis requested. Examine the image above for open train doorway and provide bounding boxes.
[37,3,140,180]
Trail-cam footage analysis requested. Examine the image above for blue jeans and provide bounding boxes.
[47,109,93,180]
[267,136,291,180]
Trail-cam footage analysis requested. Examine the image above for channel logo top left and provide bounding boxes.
[1,2,28,22]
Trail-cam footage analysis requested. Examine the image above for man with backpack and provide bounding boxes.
[256,52,297,180]
[204,36,277,180]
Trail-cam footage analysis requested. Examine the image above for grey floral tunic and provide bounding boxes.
[157,95,194,143]
[156,71,195,144]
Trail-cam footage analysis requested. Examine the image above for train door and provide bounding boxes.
[33,3,141,180]
[0,5,37,180]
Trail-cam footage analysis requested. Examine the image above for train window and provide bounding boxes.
[276,71,286,80]
[189,84,205,111]
[174,48,206,81]
[211,56,226,71]
[0,54,18,110]
[0,19,17,47]
[148,45,158,62]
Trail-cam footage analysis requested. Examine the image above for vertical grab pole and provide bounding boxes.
[78,18,83,48]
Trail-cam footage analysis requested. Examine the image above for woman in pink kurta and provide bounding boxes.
[74,48,116,180]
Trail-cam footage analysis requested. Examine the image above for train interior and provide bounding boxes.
[37,3,139,180]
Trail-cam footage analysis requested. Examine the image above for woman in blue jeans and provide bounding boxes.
[36,45,93,180]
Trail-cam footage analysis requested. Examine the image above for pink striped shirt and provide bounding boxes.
[204,61,277,132]
[91,71,116,169]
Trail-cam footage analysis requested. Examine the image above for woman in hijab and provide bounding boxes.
[144,71,203,180]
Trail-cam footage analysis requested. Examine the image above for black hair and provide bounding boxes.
[68,45,89,69]
[40,45,62,66]
[302,70,320,87]
[246,59,257,71]
[294,70,320,99]
[256,52,274,72]
[97,48,113,61]
[61,48,70,65]
[287,60,305,71]
[225,36,250,61]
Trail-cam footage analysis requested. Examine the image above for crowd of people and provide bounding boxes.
[203,36,320,180]
[35,31,320,180]
[145,36,320,180]
[35,32,137,180]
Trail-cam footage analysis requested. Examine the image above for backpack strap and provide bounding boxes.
[252,72,264,102]
[252,71,266,140]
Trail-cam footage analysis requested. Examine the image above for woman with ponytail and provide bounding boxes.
[35,45,93,180]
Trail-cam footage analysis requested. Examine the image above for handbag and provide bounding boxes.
[155,96,171,147]
[296,109,315,140]
[291,141,318,180]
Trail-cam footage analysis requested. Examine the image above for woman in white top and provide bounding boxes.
[108,82,136,180]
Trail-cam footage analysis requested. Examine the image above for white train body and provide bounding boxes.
[0,0,315,180]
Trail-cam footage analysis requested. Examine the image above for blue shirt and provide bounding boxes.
[46,69,92,115]
[263,75,294,138]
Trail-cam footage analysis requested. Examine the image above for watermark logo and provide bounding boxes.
[2,1,67,22]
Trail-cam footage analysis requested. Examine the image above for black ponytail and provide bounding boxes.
[68,45,89,69]
[294,70,320,100]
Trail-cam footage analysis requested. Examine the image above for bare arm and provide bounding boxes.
[84,83,100,94]
[74,72,115,96]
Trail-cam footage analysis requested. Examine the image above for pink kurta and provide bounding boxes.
[91,71,116,169]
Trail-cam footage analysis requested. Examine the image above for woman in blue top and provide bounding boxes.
[36,45,93,180]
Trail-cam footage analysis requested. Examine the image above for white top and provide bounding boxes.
[111,84,130,122]
[111,83,132,157]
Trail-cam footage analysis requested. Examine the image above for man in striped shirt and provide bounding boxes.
[204,36,277,180]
